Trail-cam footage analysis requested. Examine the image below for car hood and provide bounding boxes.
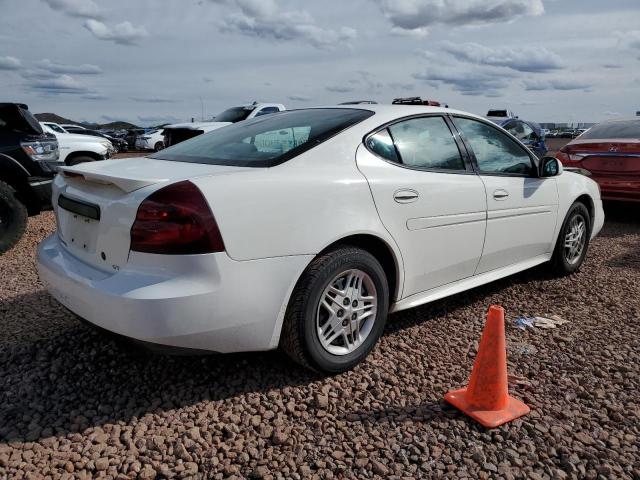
[55,132,111,144]
[164,121,232,131]
[0,103,43,134]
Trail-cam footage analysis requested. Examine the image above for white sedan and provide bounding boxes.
[37,105,604,373]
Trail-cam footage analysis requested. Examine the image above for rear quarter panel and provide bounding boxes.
[190,134,402,265]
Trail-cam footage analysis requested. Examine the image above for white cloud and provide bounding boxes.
[326,85,355,93]
[42,0,102,19]
[413,65,513,96]
[84,19,148,46]
[523,78,591,91]
[0,56,21,70]
[27,74,90,94]
[37,58,102,74]
[440,41,563,72]
[212,0,357,49]
[374,0,544,35]
[288,94,312,102]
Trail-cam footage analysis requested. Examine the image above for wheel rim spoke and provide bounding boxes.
[316,268,378,356]
[564,215,586,265]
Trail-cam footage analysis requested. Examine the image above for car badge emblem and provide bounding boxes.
[609,146,618,153]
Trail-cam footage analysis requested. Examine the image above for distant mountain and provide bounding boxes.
[35,113,139,130]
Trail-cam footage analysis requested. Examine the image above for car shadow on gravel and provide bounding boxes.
[0,292,322,443]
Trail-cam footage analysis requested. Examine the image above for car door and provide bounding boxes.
[451,116,559,274]
[356,115,487,297]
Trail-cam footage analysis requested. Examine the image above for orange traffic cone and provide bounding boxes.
[444,305,530,428]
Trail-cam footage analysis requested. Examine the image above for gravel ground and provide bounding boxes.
[0,205,638,479]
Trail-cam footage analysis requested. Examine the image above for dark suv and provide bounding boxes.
[0,103,61,253]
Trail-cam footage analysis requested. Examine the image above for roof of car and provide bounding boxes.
[308,104,485,121]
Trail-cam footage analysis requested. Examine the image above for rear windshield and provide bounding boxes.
[149,108,374,167]
[487,110,508,117]
[580,120,640,140]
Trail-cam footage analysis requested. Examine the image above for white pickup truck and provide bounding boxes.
[163,102,285,147]
[40,122,114,166]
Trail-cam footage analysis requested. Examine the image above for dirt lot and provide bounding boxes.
[0,205,638,479]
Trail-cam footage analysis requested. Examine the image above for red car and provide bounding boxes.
[556,119,640,202]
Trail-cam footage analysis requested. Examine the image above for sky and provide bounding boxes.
[0,0,639,126]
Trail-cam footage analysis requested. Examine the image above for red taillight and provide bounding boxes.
[130,181,225,254]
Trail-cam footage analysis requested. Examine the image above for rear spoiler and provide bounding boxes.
[60,165,168,193]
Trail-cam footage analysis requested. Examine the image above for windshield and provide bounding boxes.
[149,108,374,167]
[579,120,640,140]
[215,106,256,123]
[46,123,67,133]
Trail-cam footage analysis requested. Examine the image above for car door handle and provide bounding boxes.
[393,189,419,203]
[493,189,509,200]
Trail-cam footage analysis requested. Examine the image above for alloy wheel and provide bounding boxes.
[316,269,378,356]
[564,214,586,265]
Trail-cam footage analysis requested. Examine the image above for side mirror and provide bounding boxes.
[539,156,563,177]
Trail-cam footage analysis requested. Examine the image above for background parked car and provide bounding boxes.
[124,128,146,149]
[163,102,286,147]
[135,129,165,151]
[0,103,61,252]
[555,118,640,202]
[40,122,114,166]
[486,108,517,123]
[500,118,548,158]
[64,126,128,152]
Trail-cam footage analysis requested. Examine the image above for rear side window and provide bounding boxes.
[366,129,399,163]
[386,117,465,170]
[150,108,373,167]
[580,120,640,140]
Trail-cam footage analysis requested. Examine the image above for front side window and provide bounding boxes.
[454,117,534,175]
[387,116,465,170]
[150,108,373,167]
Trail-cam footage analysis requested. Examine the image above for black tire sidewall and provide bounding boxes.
[554,202,591,274]
[300,250,389,373]
[0,182,28,254]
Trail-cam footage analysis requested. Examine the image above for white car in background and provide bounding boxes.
[135,129,165,151]
[37,105,603,373]
[40,122,114,166]
[162,102,285,147]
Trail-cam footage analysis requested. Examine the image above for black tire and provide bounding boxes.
[551,202,591,275]
[0,180,28,254]
[67,156,94,166]
[280,246,389,373]
[154,142,164,152]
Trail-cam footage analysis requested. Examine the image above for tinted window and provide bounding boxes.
[487,110,508,117]
[580,120,640,140]
[388,117,465,170]
[255,107,280,117]
[150,108,373,167]
[366,129,398,163]
[216,107,255,123]
[455,117,533,175]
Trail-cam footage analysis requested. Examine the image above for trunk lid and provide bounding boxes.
[55,157,252,271]
[564,139,640,174]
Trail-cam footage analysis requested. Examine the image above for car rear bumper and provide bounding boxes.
[37,234,312,353]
